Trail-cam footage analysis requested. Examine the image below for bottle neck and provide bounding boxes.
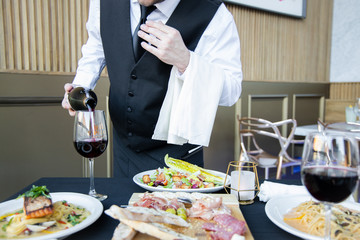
[84,98,97,111]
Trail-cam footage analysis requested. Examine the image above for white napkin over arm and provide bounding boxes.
[152,52,224,146]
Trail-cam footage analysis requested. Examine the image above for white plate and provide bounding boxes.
[133,169,230,193]
[265,195,360,240]
[0,192,103,240]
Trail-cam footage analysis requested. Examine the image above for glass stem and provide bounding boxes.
[324,203,332,240]
[88,158,97,196]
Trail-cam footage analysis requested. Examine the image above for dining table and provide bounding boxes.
[295,122,360,137]
[4,177,304,240]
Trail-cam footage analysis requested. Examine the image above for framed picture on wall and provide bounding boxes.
[224,0,307,18]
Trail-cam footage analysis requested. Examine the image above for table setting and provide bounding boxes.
[1,177,305,240]
[1,123,359,240]
[2,161,358,240]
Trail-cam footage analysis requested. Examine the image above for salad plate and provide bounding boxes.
[133,169,230,193]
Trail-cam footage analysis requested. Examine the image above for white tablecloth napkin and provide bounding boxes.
[152,52,224,147]
[259,181,355,202]
[259,181,308,202]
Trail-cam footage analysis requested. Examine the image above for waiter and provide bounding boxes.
[62,0,243,177]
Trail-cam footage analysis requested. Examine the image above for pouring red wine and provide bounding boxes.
[70,87,108,201]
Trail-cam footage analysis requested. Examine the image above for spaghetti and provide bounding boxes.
[284,200,360,240]
[0,200,90,239]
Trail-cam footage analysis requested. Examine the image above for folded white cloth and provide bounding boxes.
[258,181,309,202]
[259,181,355,202]
[152,52,224,147]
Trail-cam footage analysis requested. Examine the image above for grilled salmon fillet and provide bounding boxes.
[24,195,53,219]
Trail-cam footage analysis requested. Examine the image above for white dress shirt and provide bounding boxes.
[73,0,242,107]
[73,0,243,146]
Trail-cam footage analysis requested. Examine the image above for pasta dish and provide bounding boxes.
[284,200,360,240]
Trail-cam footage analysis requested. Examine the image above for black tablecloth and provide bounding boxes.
[6,177,302,240]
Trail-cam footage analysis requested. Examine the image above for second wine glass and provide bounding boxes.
[354,98,360,122]
[73,110,108,201]
[301,131,359,240]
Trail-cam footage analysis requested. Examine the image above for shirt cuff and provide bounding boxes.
[175,51,195,81]
[72,71,99,90]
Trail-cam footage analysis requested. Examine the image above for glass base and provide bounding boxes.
[239,199,254,205]
[89,192,108,201]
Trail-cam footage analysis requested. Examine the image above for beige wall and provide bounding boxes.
[227,0,333,83]
[1,0,333,84]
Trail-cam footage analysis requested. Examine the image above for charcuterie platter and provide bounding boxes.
[106,192,254,240]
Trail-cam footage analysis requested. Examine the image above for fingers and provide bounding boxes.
[137,20,189,70]
[139,21,168,41]
[137,21,175,56]
[62,96,76,117]
[62,83,75,116]
[64,83,74,93]
[138,30,161,48]
[68,109,76,117]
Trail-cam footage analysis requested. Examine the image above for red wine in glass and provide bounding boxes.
[73,139,108,159]
[74,110,108,201]
[302,166,358,203]
[301,132,359,240]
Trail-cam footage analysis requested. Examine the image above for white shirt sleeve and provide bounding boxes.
[179,4,243,107]
[72,0,105,90]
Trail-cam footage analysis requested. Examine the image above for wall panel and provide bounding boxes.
[0,0,89,74]
[226,0,333,83]
[329,82,360,101]
[0,0,333,83]
[325,82,360,123]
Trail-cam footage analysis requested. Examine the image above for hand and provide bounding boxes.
[61,83,76,116]
[138,21,190,73]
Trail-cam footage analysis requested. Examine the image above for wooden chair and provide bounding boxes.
[237,116,303,179]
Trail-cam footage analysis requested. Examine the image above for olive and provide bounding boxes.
[166,208,176,215]
[177,208,187,220]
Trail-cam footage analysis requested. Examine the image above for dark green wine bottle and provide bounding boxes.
[68,87,97,111]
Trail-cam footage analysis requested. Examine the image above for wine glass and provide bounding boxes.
[354,98,360,122]
[73,110,108,201]
[301,131,359,240]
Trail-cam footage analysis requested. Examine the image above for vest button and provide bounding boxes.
[128,91,134,97]
[128,132,133,137]
[127,119,132,125]
[131,74,137,80]
[127,107,132,112]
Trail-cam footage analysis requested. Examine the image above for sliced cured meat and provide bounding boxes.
[133,192,184,211]
[202,214,246,240]
[188,197,231,220]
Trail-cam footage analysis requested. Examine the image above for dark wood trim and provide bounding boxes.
[0,97,63,106]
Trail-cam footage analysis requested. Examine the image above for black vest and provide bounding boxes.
[100,0,221,151]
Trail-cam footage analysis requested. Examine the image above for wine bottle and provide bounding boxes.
[68,87,97,111]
